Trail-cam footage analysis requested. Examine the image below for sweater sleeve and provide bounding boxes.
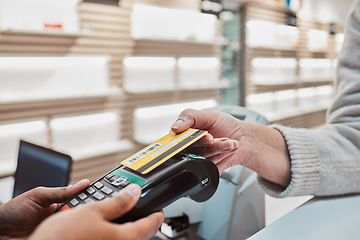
[258,0,360,198]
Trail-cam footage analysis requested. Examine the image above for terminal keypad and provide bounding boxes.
[66,174,133,209]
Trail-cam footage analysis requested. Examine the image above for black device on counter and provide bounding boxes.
[13,140,72,198]
[57,152,219,223]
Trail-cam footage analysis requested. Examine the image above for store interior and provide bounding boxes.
[0,0,356,239]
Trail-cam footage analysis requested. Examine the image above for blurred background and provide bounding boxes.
[0,0,355,228]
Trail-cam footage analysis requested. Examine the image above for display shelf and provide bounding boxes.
[125,89,220,106]
[124,84,224,94]
[0,55,119,106]
[0,142,137,182]
[125,0,200,10]
[69,140,134,162]
[134,39,220,56]
[135,38,219,46]
[0,0,221,181]
[123,56,222,93]
[122,89,220,141]
[248,47,331,59]
[247,84,333,128]
[0,95,119,122]
[238,2,342,127]
[69,147,137,183]
[248,47,297,58]
[0,110,133,180]
[131,3,216,43]
[133,99,217,144]
[266,103,330,123]
[249,80,333,94]
[269,108,328,129]
[0,170,13,179]
[0,28,91,37]
[0,0,81,34]
[0,119,48,179]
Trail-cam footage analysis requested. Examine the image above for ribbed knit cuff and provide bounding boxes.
[257,124,321,198]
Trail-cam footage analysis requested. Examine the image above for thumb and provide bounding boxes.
[28,179,90,207]
[92,184,141,221]
[171,109,221,133]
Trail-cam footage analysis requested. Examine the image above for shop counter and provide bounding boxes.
[249,194,360,239]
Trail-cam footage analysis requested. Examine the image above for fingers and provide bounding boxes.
[29,179,90,207]
[115,211,164,240]
[85,185,161,239]
[189,138,239,158]
[91,184,141,221]
[195,133,214,146]
[134,211,164,239]
[215,160,230,175]
[171,109,220,133]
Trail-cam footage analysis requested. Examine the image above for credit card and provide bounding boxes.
[121,128,207,174]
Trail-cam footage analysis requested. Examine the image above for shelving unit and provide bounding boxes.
[134,39,220,55]
[238,1,343,128]
[121,0,222,143]
[0,0,222,183]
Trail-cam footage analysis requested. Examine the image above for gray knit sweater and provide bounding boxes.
[258,0,360,198]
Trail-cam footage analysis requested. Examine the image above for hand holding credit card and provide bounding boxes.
[56,128,219,223]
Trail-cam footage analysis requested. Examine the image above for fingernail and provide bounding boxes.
[221,140,239,150]
[203,134,214,145]
[125,184,140,197]
[74,179,88,186]
[171,119,184,130]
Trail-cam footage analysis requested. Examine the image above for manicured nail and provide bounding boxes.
[171,119,184,130]
[125,184,140,197]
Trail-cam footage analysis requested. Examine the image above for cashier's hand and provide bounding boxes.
[171,109,291,187]
[28,183,164,240]
[0,179,90,240]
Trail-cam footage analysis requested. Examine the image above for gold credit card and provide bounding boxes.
[121,128,207,174]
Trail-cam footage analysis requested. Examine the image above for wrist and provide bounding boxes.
[241,122,291,187]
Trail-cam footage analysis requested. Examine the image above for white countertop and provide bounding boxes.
[249,194,360,239]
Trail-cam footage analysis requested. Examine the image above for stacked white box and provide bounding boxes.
[299,58,334,82]
[134,99,217,144]
[251,58,298,84]
[123,57,176,93]
[131,3,217,43]
[0,120,47,175]
[51,111,125,160]
[178,57,221,89]
[0,56,111,102]
[0,0,80,33]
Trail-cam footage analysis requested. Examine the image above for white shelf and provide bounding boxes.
[0,164,16,178]
[134,99,217,145]
[131,3,217,44]
[0,28,92,37]
[60,140,135,162]
[135,38,219,46]
[0,140,135,178]
[265,103,330,122]
[0,87,122,105]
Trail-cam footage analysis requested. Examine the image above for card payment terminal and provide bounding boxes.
[57,129,219,223]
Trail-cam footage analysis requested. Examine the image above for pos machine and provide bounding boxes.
[56,105,267,239]
[57,128,220,224]
[159,105,268,240]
